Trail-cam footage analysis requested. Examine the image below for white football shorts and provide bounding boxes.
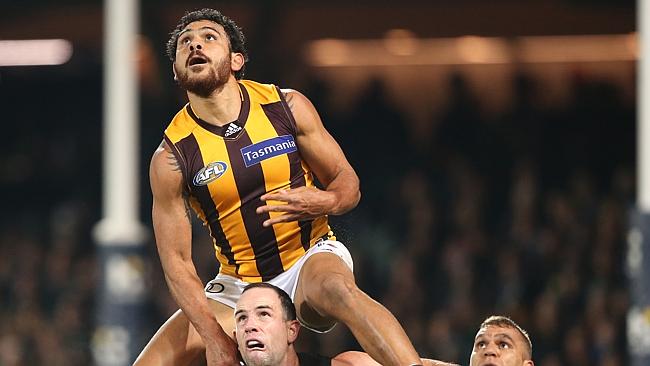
[204,239,354,332]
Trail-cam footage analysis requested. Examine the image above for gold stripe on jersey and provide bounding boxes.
[243,79,281,103]
[164,108,195,143]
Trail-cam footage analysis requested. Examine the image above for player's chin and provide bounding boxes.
[244,351,270,366]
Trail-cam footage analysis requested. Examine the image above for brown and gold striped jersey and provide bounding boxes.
[163,80,331,282]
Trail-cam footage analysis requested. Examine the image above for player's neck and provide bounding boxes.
[187,77,242,127]
[281,348,300,366]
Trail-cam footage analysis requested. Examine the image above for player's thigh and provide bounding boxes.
[133,308,202,366]
[133,299,234,366]
[294,252,356,324]
[208,298,236,336]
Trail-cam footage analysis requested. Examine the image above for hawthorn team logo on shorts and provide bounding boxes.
[193,161,228,186]
[205,282,225,294]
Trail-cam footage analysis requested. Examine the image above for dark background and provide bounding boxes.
[0,1,636,365]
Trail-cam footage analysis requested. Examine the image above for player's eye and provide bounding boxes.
[206,34,216,41]
[476,341,486,349]
[179,37,190,46]
[499,342,511,349]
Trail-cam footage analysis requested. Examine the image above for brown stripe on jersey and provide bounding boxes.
[276,87,299,132]
[225,130,284,281]
[163,134,190,192]
[176,134,237,267]
[237,82,251,124]
[261,101,312,251]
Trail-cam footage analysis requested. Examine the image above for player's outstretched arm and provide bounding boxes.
[422,358,461,366]
[256,89,360,227]
[332,351,381,366]
[332,351,459,366]
[150,141,238,366]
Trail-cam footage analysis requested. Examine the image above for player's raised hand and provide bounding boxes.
[256,187,336,227]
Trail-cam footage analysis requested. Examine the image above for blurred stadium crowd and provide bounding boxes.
[0,59,635,365]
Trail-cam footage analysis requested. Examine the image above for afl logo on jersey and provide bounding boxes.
[193,161,228,186]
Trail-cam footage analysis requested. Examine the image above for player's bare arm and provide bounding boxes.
[150,141,238,365]
[332,351,381,366]
[421,359,461,366]
[332,352,459,366]
[256,89,361,226]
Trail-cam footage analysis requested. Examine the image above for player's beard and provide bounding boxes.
[177,54,232,98]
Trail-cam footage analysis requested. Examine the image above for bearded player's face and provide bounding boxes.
[173,20,234,97]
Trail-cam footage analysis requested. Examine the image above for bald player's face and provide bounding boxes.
[469,325,533,366]
[235,288,298,366]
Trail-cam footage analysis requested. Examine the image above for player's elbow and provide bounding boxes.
[346,175,361,210]
[351,188,361,209]
[329,169,360,214]
[338,183,360,214]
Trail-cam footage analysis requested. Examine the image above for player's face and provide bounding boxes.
[173,20,234,97]
[469,325,533,366]
[235,288,298,366]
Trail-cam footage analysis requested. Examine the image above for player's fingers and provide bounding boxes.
[262,213,300,227]
[260,189,290,201]
[256,204,294,214]
[259,193,278,202]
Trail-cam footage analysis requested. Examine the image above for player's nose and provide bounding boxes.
[244,320,259,333]
[189,42,203,51]
[483,343,498,357]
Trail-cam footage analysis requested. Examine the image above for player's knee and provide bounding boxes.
[312,273,361,312]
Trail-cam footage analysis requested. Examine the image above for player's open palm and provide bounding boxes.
[257,187,336,227]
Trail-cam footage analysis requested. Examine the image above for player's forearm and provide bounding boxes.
[162,257,228,344]
[422,359,460,366]
[325,167,361,215]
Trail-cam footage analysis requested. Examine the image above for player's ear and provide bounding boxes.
[172,64,178,81]
[287,320,300,343]
[233,329,239,346]
[231,52,244,73]
[523,360,534,366]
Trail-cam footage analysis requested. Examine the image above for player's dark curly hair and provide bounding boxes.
[166,8,249,79]
[242,283,297,321]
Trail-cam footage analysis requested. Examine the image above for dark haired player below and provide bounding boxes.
[469,316,535,366]
[234,283,458,366]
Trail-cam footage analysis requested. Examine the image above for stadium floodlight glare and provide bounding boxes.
[0,39,73,66]
[306,33,637,67]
